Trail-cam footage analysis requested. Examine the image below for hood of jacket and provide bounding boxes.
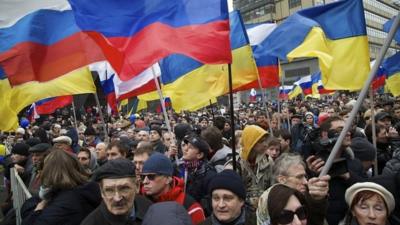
[142,201,193,225]
[241,125,267,161]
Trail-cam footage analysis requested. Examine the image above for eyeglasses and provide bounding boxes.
[140,174,159,181]
[276,206,307,224]
[287,173,308,180]
[102,185,134,198]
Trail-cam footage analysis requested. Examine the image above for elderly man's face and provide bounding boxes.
[101,177,136,215]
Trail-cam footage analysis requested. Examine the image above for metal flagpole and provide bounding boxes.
[151,65,172,133]
[369,89,378,176]
[94,93,109,143]
[319,12,400,177]
[256,72,274,134]
[71,97,79,132]
[228,64,237,171]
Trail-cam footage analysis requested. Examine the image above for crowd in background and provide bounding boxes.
[0,92,399,225]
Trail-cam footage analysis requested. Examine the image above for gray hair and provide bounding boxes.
[272,153,305,183]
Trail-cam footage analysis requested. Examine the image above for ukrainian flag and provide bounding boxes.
[288,85,303,100]
[0,67,96,131]
[383,52,400,97]
[262,0,369,90]
[139,11,259,111]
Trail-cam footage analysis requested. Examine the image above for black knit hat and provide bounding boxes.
[25,138,41,147]
[11,143,30,156]
[150,125,162,137]
[351,137,376,161]
[94,158,135,181]
[84,127,97,136]
[208,170,246,200]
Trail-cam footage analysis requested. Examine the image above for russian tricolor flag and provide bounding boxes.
[0,1,104,86]
[68,0,232,81]
[279,85,293,99]
[32,95,73,115]
[294,75,312,95]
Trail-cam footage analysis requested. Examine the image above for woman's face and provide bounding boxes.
[277,195,307,225]
[352,194,387,225]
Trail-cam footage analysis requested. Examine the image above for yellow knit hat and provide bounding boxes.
[240,125,267,161]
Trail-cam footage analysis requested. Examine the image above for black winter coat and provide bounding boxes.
[81,195,152,225]
[21,181,101,225]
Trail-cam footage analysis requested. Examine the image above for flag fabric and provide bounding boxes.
[114,64,161,100]
[370,60,387,91]
[35,95,73,115]
[242,23,280,89]
[295,75,312,95]
[382,52,400,97]
[0,67,96,131]
[261,0,370,90]
[0,0,104,86]
[89,62,118,114]
[311,72,334,95]
[383,17,400,43]
[138,10,259,111]
[279,85,293,99]
[68,0,232,81]
[27,103,39,122]
[288,85,302,100]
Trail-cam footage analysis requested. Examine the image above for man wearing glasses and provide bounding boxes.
[81,159,152,225]
[141,152,206,225]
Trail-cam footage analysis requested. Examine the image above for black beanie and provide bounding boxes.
[150,125,162,137]
[208,170,246,200]
[11,143,30,156]
[351,137,376,161]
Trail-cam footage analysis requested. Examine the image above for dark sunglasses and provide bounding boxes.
[277,206,307,224]
[140,174,158,181]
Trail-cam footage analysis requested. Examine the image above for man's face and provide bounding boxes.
[101,178,136,215]
[329,120,351,147]
[77,151,90,168]
[107,147,125,160]
[327,109,335,117]
[95,143,107,161]
[291,118,301,126]
[86,135,96,144]
[377,118,391,130]
[394,109,400,119]
[142,174,169,198]
[279,164,308,194]
[377,128,388,143]
[182,143,203,161]
[126,129,135,139]
[200,120,208,128]
[136,131,149,141]
[162,132,175,148]
[149,130,161,142]
[31,152,46,167]
[11,154,27,164]
[133,153,149,175]
[211,189,244,223]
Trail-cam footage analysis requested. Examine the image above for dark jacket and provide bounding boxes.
[326,157,365,225]
[305,192,328,225]
[142,202,193,225]
[22,181,101,225]
[383,148,400,176]
[81,195,152,225]
[152,140,167,154]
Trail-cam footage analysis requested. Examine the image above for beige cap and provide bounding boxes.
[345,182,395,213]
[53,136,72,146]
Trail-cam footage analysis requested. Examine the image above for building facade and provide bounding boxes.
[233,0,399,83]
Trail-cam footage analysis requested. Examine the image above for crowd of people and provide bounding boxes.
[0,92,399,225]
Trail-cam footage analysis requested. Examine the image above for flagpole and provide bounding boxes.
[256,73,274,135]
[209,99,215,122]
[71,97,79,133]
[369,88,378,176]
[94,93,109,143]
[319,12,400,177]
[228,64,237,172]
[151,65,171,133]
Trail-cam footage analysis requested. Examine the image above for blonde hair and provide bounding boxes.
[41,149,89,190]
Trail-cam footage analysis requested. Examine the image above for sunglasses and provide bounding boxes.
[140,174,158,181]
[276,206,307,224]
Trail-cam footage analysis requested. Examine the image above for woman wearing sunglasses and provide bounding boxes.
[257,184,308,225]
[341,182,395,225]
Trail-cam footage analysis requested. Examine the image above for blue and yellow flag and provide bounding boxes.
[383,52,400,97]
[139,11,259,111]
[0,67,96,131]
[262,0,369,90]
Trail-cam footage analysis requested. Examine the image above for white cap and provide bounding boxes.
[53,136,72,146]
[345,182,395,213]
[16,127,25,135]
